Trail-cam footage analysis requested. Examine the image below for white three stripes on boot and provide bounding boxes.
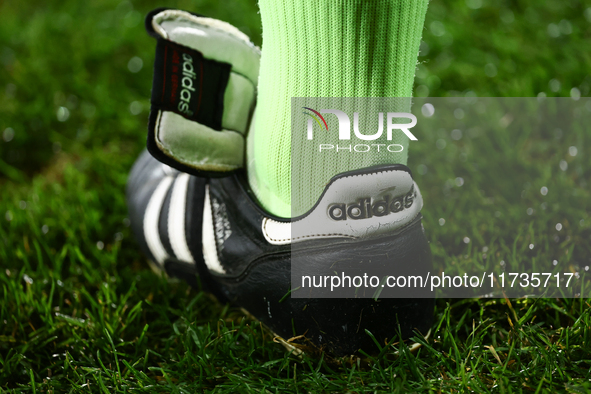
[202,185,226,274]
[168,173,194,263]
[143,176,173,266]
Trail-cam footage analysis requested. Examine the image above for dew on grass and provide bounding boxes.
[484,63,497,78]
[421,103,435,117]
[556,223,562,231]
[41,225,48,234]
[559,19,572,35]
[124,10,141,28]
[500,9,514,24]
[114,232,123,241]
[527,208,534,215]
[439,218,445,226]
[129,101,142,115]
[464,90,478,103]
[127,56,143,73]
[585,266,589,272]
[549,79,561,92]
[3,127,14,142]
[419,41,430,56]
[416,85,429,97]
[547,23,560,38]
[451,129,463,140]
[463,237,470,244]
[553,260,558,266]
[19,201,26,210]
[529,244,534,250]
[540,186,548,196]
[569,146,578,156]
[57,106,70,122]
[455,177,464,187]
[570,87,581,100]
[97,241,104,250]
[482,246,489,253]
[500,260,505,266]
[436,139,446,149]
[23,274,33,284]
[430,21,445,37]
[559,160,568,171]
[453,109,464,120]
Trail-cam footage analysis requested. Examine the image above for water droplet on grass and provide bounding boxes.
[129,101,142,115]
[127,56,143,73]
[42,225,49,234]
[559,160,568,171]
[500,9,514,23]
[451,129,463,140]
[439,218,445,226]
[484,63,497,77]
[3,127,14,142]
[430,21,446,37]
[421,103,435,117]
[56,107,70,122]
[556,223,563,231]
[559,19,572,35]
[547,23,560,38]
[463,237,470,244]
[540,186,548,196]
[569,146,578,156]
[97,241,104,250]
[549,79,561,92]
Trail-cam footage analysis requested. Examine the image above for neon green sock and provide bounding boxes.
[247,0,429,218]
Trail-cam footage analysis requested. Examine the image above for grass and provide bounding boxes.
[1,0,591,392]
